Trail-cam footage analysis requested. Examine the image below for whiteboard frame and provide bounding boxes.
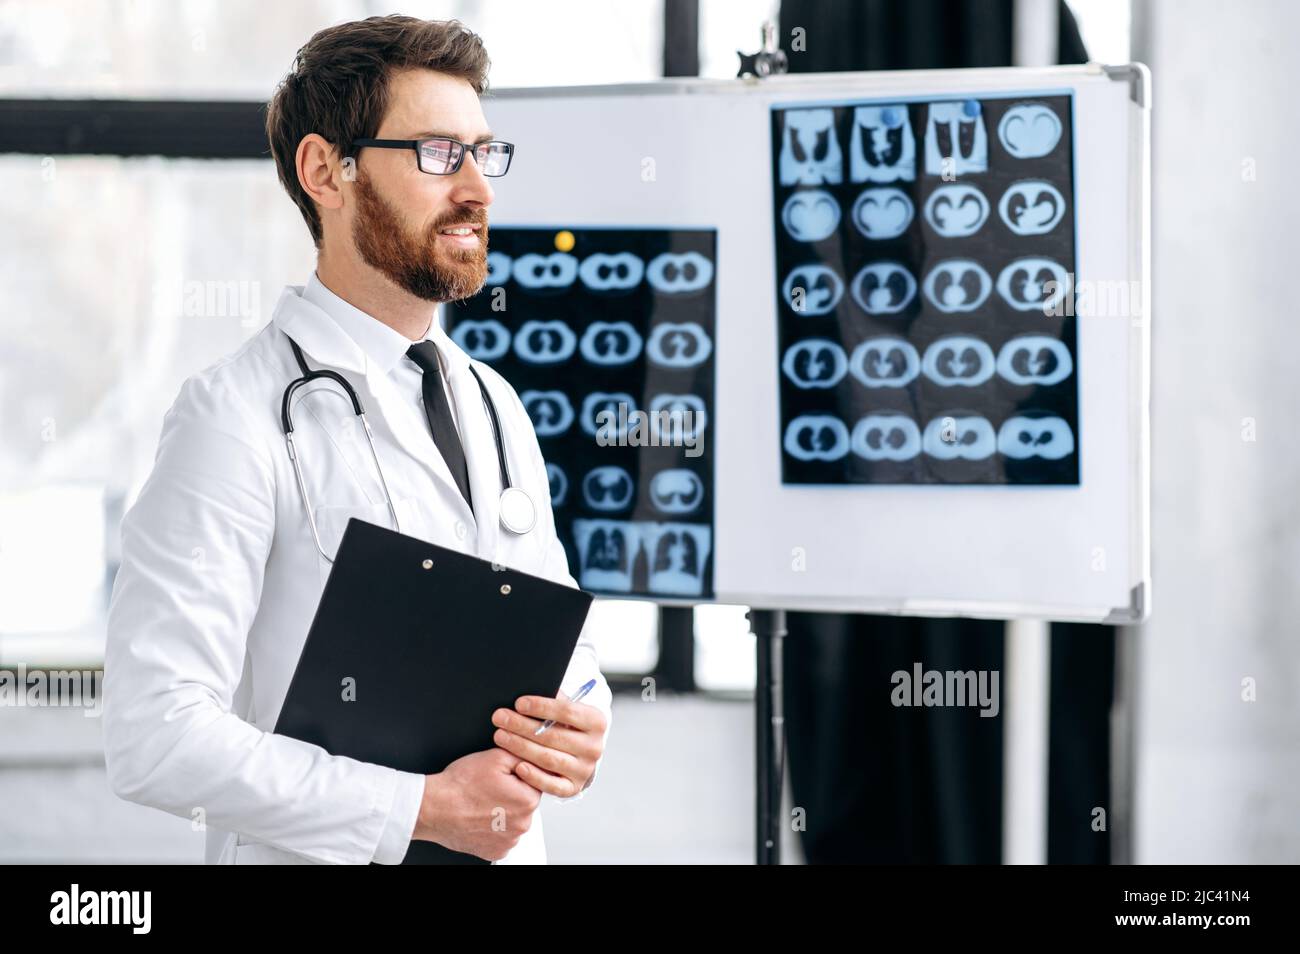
[483,63,1151,623]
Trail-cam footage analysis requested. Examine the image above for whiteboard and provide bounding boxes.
[477,64,1150,623]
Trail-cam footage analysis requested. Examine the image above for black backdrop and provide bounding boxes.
[774,0,1113,864]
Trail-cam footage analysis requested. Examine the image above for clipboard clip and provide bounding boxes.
[421,554,512,595]
[736,20,788,79]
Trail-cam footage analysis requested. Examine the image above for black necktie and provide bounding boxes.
[406,341,473,510]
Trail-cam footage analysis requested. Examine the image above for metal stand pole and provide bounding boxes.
[1110,623,1138,864]
[1003,618,1051,864]
[748,608,787,865]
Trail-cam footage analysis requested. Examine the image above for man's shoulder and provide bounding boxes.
[167,323,288,434]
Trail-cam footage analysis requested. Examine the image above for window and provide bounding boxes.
[0,1,670,669]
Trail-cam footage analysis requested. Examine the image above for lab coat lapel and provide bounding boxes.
[272,286,366,374]
[445,360,502,561]
[364,365,478,529]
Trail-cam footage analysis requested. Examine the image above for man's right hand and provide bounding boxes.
[413,748,542,861]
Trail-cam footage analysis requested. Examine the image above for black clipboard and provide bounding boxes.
[273,518,595,865]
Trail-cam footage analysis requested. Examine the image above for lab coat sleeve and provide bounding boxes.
[504,377,613,803]
[104,370,421,865]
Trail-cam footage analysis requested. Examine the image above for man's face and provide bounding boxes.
[348,69,495,302]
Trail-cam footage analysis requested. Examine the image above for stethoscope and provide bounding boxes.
[280,332,537,563]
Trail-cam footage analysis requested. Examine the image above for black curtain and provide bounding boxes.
[778,0,1086,71]
[777,0,1110,864]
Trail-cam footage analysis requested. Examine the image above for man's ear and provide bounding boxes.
[296,133,346,215]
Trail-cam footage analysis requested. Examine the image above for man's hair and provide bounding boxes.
[265,15,491,246]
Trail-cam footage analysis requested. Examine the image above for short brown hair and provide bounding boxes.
[266,15,491,246]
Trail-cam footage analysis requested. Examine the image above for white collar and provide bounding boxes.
[298,271,470,378]
[302,271,431,376]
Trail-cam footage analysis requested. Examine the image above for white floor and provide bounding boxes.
[0,692,803,864]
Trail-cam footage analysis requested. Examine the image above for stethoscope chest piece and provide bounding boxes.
[499,485,537,535]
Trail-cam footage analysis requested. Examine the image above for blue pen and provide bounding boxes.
[534,678,597,735]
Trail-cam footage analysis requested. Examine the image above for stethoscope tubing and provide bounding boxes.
[280,331,531,563]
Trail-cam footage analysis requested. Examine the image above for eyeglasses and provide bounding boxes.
[350,137,514,176]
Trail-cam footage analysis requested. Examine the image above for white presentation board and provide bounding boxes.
[472,64,1150,623]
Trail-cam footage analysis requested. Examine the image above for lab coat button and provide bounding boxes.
[454,520,467,539]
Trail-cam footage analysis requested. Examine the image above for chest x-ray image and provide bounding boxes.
[771,94,1079,486]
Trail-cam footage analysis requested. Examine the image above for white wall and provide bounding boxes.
[1131,0,1300,863]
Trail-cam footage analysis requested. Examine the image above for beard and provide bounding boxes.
[350,175,489,302]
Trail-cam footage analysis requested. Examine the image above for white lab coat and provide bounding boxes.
[103,283,612,865]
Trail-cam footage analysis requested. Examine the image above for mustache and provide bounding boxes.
[430,209,489,234]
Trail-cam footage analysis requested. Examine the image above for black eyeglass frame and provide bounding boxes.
[349,137,514,176]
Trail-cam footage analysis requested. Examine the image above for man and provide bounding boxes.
[103,15,611,865]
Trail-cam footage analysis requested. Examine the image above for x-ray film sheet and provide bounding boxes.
[451,227,716,599]
[771,93,1080,485]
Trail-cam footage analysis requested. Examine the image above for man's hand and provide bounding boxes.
[490,693,608,798]
[414,748,542,861]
